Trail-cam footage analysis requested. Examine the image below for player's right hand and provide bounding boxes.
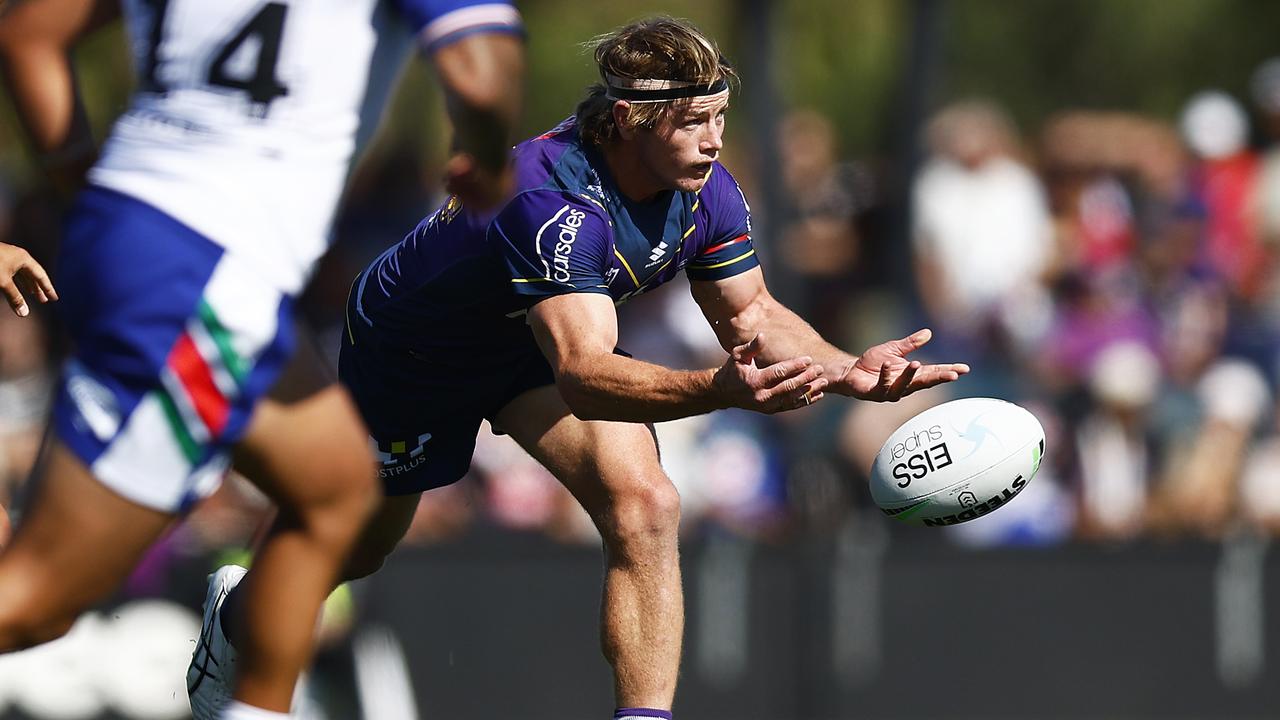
[0,242,57,317]
[713,333,828,414]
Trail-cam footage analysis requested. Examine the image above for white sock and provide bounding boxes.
[220,700,291,720]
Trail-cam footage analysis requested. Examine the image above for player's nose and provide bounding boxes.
[702,124,723,154]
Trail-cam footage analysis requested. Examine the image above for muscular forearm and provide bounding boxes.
[558,352,724,423]
[728,297,859,394]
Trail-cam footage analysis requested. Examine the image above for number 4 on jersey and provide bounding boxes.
[142,0,291,118]
[208,3,290,116]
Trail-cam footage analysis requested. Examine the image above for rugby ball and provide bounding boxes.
[870,398,1044,527]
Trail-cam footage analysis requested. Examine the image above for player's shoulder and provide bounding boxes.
[700,160,748,200]
[693,160,752,229]
[495,188,611,242]
[511,119,613,212]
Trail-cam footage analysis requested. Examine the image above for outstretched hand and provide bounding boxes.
[0,243,57,317]
[837,328,968,401]
[714,334,829,414]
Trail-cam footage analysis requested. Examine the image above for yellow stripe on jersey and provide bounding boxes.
[511,277,554,283]
[692,199,701,212]
[691,248,756,271]
[614,249,640,286]
[683,224,696,239]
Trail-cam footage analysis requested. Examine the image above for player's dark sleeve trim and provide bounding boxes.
[689,248,755,270]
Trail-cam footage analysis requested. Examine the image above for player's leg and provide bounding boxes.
[210,384,378,712]
[0,187,241,654]
[0,441,173,649]
[342,492,421,580]
[328,288,484,583]
[259,329,422,584]
[495,385,682,711]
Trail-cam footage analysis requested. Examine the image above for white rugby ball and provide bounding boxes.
[870,398,1045,526]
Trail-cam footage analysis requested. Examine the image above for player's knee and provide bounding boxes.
[601,477,681,557]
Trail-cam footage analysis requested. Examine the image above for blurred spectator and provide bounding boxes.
[1152,359,1271,537]
[1073,341,1161,539]
[1253,58,1280,247]
[1240,378,1280,533]
[911,99,1054,382]
[1180,91,1265,300]
[1039,112,1188,281]
[775,109,875,342]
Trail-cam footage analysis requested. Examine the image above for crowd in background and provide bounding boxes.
[3,58,1280,557]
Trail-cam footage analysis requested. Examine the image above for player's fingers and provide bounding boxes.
[894,328,932,355]
[903,364,968,396]
[793,384,825,410]
[15,272,47,304]
[887,360,921,400]
[0,277,29,317]
[733,333,764,364]
[757,361,819,394]
[776,378,827,411]
[876,361,893,395]
[760,356,815,388]
[22,262,57,302]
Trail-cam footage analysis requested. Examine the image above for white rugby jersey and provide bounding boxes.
[89,0,521,295]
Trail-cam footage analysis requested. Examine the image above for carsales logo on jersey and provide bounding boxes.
[551,208,586,282]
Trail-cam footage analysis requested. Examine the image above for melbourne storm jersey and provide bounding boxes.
[89,0,522,295]
[352,117,760,355]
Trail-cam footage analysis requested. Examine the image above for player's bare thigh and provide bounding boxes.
[492,385,668,515]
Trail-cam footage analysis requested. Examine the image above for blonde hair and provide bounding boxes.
[576,17,737,147]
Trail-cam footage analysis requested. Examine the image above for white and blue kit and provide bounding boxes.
[56,0,522,512]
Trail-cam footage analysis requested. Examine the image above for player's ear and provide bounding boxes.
[612,100,636,141]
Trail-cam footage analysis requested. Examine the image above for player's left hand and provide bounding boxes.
[0,242,57,317]
[837,328,968,401]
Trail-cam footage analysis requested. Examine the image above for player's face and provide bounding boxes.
[639,91,730,193]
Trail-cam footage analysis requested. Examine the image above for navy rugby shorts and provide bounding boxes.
[338,293,555,496]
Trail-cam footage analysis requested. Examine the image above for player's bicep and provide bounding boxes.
[527,292,619,376]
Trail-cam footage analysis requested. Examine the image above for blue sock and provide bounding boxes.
[614,709,673,720]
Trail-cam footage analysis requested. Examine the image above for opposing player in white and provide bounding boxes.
[0,1,523,718]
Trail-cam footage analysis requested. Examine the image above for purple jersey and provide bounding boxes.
[351,117,759,355]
